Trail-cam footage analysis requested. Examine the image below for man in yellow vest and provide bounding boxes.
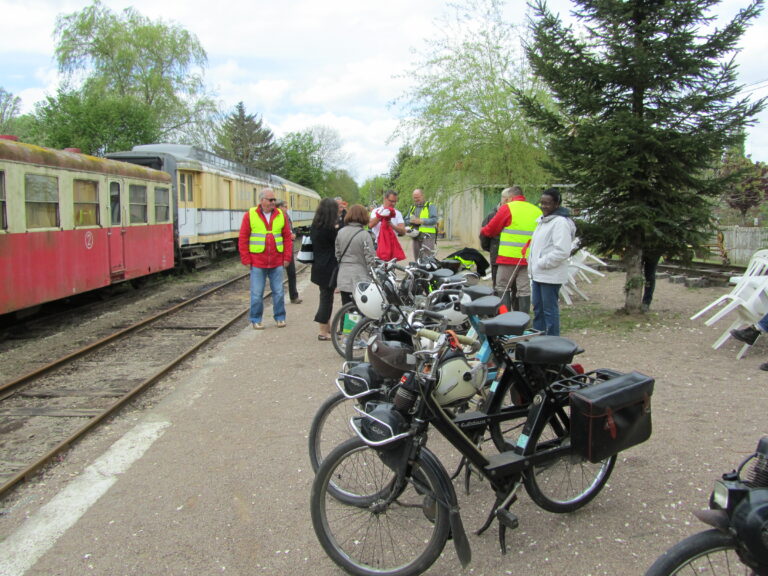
[238,189,293,330]
[480,186,542,314]
[405,188,438,261]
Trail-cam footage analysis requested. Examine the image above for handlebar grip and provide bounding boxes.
[416,328,441,342]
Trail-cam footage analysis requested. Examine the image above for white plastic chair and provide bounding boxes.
[691,253,768,321]
[707,278,768,357]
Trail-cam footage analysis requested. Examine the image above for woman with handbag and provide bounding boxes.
[335,205,376,307]
[310,198,340,341]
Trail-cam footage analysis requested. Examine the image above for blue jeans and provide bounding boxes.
[249,266,285,324]
[758,312,768,332]
[531,281,562,336]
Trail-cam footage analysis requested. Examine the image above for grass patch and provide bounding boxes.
[561,301,680,334]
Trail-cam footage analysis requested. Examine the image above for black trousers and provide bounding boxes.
[642,255,660,306]
[314,285,335,324]
[286,257,299,301]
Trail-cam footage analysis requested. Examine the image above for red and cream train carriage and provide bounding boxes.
[0,137,175,316]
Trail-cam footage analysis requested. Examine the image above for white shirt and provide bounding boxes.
[369,207,404,241]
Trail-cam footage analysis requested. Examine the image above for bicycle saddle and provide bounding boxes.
[515,336,582,365]
[461,285,495,301]
[477,311,530,337]
[461,294,502,317]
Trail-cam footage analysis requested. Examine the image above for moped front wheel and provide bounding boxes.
[330,302,360,358]
[308,391,356,473]
[522,404,615,513]
[644,529,743,576]
[311,437,450,576]
[344,317,379,362]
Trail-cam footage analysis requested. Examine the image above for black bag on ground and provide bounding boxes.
[569,370,654,463]
[297,235,314,263]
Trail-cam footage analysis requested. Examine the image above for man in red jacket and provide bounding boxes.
[480,186,542,315]
[238,189,293,329]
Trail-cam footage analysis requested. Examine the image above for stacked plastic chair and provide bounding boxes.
[560,249,607,305]
[690,249,768,358]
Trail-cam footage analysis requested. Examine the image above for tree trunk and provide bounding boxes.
[623,246,644,313]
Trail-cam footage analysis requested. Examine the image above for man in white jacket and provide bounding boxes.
[528,188,576,336]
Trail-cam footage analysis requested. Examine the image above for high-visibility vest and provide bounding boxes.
[409,202,436,234]
[498,201,542,260]
[248,208,285,253]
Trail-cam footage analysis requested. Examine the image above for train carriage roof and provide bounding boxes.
[0,139,171,182]
[119,144,320,200]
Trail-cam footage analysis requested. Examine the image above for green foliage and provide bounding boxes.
[394,0,553,197]
[325,170,359,203]
[214,102,283,174]
[520,0,766,311]
[278,130,326,193]
[53,0,217,144]
[32,89,162,155]
[359,175,392,206]
[719,152,768,222]
[0,88,21,134]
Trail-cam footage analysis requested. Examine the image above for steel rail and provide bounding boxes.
[0,264,307,498]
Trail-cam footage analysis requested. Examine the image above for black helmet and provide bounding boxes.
[367,336,416,379]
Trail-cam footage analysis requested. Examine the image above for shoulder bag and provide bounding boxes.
[297,234,314,264]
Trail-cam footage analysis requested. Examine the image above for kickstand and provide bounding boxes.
[476,496,502,536]
[450,456,466,481]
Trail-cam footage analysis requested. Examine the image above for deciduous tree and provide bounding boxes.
[519,0,765,312]
[0,88,21,134]
[394,0,553,196]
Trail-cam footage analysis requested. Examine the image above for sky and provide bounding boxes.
[2,0,768,184]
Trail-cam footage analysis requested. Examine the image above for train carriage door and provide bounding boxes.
[108,180,126,276]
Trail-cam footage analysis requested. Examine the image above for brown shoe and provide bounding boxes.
[276,320,286,328]
[252,322,264,330]
[291,298,303,304]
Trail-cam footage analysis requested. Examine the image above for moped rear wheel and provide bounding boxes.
[330,302,360,358]
[522,404,615,513]
[344,317,379,362]
[311,437,450,576]
[644,529,743,576]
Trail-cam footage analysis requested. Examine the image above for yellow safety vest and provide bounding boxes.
[498,201,542,260]
[248,208,285,253]
[409,203,436,234]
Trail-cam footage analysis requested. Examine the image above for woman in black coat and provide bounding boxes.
[310,198,340,340]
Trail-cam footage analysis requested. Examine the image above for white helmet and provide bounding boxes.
[405,227,421,239]
[430,293,470,327]
[354,281,386,320]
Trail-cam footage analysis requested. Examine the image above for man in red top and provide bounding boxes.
[238,189,293,329]
[480,186,542,315]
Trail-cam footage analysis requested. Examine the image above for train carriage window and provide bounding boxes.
[25,173,59,229]
[0,171,6,230]
[179,172,193,202]
[110,182,121,225]
[74,179,99,226]
[129,184,148,224]
[155,186,170,222]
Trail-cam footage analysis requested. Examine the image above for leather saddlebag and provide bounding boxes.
[570,371,654,463]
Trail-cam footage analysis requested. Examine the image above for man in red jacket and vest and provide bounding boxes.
[238,188,293,330]
[480,186,542,315]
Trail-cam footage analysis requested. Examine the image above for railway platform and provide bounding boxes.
[0,272,362,576]
[1,258,765,576]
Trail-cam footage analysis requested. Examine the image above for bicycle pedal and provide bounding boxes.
[496,509,519,530]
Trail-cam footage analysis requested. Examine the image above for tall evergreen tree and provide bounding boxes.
[518,0,765,312]
[213,102,283,174]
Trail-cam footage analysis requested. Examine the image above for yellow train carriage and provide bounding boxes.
[107,144,320,265]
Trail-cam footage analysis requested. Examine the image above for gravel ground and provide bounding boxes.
[1,250,766,575]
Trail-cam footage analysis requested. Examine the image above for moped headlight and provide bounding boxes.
[711,480,730,510]
[712,480,730,509]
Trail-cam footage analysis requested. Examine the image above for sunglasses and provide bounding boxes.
[265,198,277,202]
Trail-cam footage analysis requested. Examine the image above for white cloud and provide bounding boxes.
[2,0,768,183]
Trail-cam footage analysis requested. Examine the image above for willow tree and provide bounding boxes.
[394,0,554,197]
[518,0,765,313]
[53,0,217,144]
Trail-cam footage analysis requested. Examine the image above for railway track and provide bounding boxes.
[0,272,255,498]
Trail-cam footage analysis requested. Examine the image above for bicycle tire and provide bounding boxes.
[344,316,379,362]
[644,529,744,576]
[522,402,615,513]
[311,437,451,576]
[308,391,356,473]
[488,365,578,453]
[330,302,360,358]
